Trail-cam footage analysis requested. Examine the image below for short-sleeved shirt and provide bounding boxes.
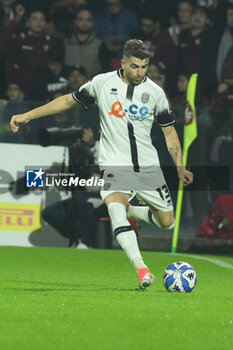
[72,69,175,171]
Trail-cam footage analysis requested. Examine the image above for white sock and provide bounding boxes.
[127,205,175,229]
[132,257,147,269]
[108,202,146,269]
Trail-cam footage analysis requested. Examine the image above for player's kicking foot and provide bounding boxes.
[127,203,139,238]
[137,267,155,291]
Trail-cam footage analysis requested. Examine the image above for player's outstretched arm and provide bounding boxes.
[10,93,76,133]
[162,125,193,186]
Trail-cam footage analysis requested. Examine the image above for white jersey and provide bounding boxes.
[72,69,175,170]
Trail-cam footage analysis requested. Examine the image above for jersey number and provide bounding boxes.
[156,184,171,204]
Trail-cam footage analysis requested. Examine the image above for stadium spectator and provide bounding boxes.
[49,0,88,38]
[19,0,54,18]
[64,7,111,78]
[168,0,193,45]
[5,81,24,101]
[17,0,65,40]
[177,5,210,75]
[0,81,29,143]
[132,12,177,93]
[94,0,139,68]
[65,65,88,93]
[40,66,89,126]
[50,0,88,16]
[177,73,189,94]
[0,0,18,27]
[124,0,178,28]
[3,82,26,123]
[196,0,220,21]
[170,73,189,139]
[196,0,219,9]
[0,1,26,49]
[4,10,58,94]
[216,3,233,82]
[208,59,233,198]
[29,43,67,101]
[210,59,233,137]
[147,60,166,89]
[0,1,26,97]
[197,0,230,100]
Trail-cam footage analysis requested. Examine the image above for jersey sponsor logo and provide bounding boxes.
[109,101,149,121]
[109,101,126,118]
[127,104,149,116]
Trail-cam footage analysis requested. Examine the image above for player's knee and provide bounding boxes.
[160,218,175,230]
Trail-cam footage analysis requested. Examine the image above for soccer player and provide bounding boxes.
[10,39,193,290]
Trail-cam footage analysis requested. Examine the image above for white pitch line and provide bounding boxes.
[172,253,233,270]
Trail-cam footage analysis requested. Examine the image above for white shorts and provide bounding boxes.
[100,166,173,212]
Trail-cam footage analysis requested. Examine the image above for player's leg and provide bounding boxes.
[127,167,175,230]
[103,191,154,289]
[104,192,146,268]
[127,189,175,230]
[128,205,175,229]
[148,207,175,228]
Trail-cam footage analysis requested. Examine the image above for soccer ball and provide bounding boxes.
[163,261,197,293]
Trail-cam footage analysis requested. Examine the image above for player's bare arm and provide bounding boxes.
[10,93,76,133]
[162,125,193,186]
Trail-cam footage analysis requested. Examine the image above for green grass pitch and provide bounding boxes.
[0,246,232,350]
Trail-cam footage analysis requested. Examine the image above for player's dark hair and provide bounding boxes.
[123,39,150,60]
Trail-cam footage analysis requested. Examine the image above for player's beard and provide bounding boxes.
[123,69,145,86]
[131,76,144,85]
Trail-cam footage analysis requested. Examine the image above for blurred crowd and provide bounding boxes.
[0,0,232,98]
[0,0,232,129]
[0,0,232,164]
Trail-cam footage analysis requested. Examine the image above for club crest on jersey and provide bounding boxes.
[141,92,150,103]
